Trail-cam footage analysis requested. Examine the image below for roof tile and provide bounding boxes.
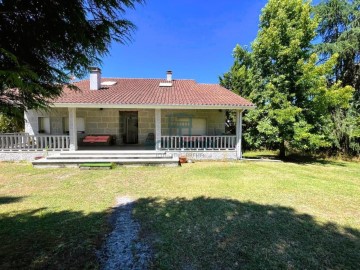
[54,78,254,108]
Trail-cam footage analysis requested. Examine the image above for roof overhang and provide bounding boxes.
[51,103,256,110]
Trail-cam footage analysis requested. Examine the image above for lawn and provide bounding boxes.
[0,159,359,269]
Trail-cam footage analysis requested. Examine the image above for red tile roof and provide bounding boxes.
[53,78,254,108]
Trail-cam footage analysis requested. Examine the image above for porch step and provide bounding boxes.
[46,155,171,160]
[32,151,179,168]
[60,150,166,155]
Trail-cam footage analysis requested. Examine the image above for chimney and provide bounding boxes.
[166,70,172,81]
[90,67,101,90]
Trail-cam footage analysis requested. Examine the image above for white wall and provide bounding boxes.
[25,109,67,135]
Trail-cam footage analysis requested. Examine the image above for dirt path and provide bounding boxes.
[98,196,152,270]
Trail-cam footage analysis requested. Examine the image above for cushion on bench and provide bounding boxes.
[83,135,111,144]
[95,136,110,142]
[83,136,98,143]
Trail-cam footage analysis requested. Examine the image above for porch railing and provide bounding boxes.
[161,136,236,150]
[0,134,70,151]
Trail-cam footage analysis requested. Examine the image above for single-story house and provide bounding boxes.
[1,68,255,161]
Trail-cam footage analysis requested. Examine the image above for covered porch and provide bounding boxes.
[2,107,244,160]
[61,107,244,159]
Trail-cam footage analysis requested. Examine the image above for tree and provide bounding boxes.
[221,0,353,158]
[0,113,23,133]
[315,0,360,101]
[220,45,254,143]
[315,0,360,155]
[220,45,253,98]
[250,0,354,158]
[0,0,143,116]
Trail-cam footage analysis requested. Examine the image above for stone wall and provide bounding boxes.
[78,108,121,144]
[168,150,237,160]
[138,110,155,144]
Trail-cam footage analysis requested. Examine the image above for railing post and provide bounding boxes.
[155,109,161,151]
[68,107,78,151]
[236,110,243,159]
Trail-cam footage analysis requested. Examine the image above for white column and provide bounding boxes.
[155,109,161,151]
[236,110,243,159]
[68,108,78,151]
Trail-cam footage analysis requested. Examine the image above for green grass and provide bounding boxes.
[0,159,359,269]
[79,162,115,169]
[242,149,279,159]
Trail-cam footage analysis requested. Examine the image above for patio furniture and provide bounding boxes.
[144,133,155,146]
[82,135,112,146]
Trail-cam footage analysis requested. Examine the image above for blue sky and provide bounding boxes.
[101,0,321,83]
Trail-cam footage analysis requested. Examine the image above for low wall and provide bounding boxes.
[167,150,237,160]
[0,150,238,162]
[0,151,60,162]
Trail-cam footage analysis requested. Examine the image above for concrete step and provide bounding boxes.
[32,150,180,168]
[46,154,173,160]
[32,157,179,168]
[59,150,166,156]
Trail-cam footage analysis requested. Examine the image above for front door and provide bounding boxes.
[121,111,138,144]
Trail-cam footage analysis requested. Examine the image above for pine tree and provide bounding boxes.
[0,0,143,116]
[315,0,360,155]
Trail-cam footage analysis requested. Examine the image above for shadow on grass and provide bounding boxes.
[242,154,280,160]
[0,208,108,269]
[282,155,347,166]
[134,197,360,270]
[0,196,25,205]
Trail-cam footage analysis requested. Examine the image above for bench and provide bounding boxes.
[82,135,112,146]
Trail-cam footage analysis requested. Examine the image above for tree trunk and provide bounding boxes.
[279,139,286,159]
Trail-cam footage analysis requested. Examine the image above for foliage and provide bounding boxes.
[328,105,360,155]
[0,113,24,133]
[220,45,254,140]
[220,45,253,98]
[251,0,353,157]
[221,0,354,157]
[314,0,360,155]
[0,0,143,116]
[315,0,360,101]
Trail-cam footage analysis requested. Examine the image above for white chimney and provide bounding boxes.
[90,67,101,90]
[166,70,172,81]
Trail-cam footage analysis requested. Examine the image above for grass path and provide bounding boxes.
[0,159,359,269]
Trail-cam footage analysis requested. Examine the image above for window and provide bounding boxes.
[191,118,207,135]
[38,117,50,133]
[178,118,206,136]
[63,117,85,133]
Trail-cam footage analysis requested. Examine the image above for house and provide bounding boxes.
[1,68,255,162]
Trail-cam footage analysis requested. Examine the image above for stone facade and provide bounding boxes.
[24,108,226,145]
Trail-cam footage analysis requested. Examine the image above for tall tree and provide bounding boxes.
[315,0,360,101]
[220,45,253,98]
[220,45,254,146]
[315,0,360,155]
[246,0,353,158]
[0,0,143,116]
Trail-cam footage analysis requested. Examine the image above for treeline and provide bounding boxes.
[221,0,360,157]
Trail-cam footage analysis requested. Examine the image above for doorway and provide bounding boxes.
[120,111,138,144]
